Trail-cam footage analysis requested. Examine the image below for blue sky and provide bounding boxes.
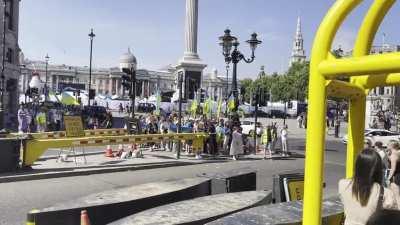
[19,0,400,79]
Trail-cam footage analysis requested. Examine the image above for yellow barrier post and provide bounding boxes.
[303,1,361,225]
[304,0,400,224]
[347,0,395,178]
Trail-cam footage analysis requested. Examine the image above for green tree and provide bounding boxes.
[286,61,310,101]
[240,79,253,103]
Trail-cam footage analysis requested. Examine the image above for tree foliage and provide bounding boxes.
[239,61,310,103]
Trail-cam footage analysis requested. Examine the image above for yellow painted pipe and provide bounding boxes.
[303,0,362,225]
[347,0,395,178]
[319,52,400,77]
[12,128,128,139]
[326,80,365,100]
[23,133,207,166]
[355,73,400,89]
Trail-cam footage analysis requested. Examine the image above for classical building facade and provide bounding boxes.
[19,50,229,101]
[1,0,21,130]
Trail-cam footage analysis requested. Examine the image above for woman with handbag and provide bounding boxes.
[339,148,400,225]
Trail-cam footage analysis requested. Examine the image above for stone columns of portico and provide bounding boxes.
[183,0,199,60]
[147,81,150,97]
[55,75,59,92]
[141,81,145,98]
[108,78,112,95]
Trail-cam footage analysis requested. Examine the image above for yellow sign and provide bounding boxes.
[284,178,304,201]
[64,116,85,137]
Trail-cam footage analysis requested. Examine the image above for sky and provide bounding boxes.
[19,0,400,79]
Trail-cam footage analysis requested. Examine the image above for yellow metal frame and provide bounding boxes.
[303,0,400,224]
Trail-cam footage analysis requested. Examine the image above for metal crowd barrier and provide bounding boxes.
[21,132,207,166]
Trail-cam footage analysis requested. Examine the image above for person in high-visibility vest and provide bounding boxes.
[261,125,272,159]
[36,109,47,133]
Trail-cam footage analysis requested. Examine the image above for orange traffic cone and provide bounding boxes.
[80,210,91,225]
[104,145,114,157]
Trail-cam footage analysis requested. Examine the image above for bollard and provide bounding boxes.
[26,209,39,225]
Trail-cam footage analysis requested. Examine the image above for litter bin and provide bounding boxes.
[0,138,21,173]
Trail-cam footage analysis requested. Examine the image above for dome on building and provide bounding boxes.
[119,48,137,71]
[120,48,137,64]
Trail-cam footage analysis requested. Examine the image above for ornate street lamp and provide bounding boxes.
[219,29,261,125]
[44,54,50,101]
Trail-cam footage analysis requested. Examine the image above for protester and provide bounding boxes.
[17,104,29,133]
[280,124,289,156]
[36,108,47,132]
[230,126,243,160]
[297,115,303,128]
[223,121,232,154]
[374,141,389,170]
[339,148,400,225]
[271,122,278,153]
[261,125,272,159]
[147,116,159,151]
[388,141,400,185]
[206,121,217,156]
[215,120,225,154]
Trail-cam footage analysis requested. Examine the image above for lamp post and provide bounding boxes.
[44,54,50,101]
[0,0,6,130]
[225,64,229,117]
[219,29,261,126]
[177,71,183,159]
[88,28,95,106]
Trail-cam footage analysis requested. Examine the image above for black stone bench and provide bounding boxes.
[109,190,272,225]
[28,177,211,225]
[206,196,344,225]
[198,168,257,194]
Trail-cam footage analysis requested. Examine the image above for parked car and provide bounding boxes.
[241,120,262,136]
[341,128,400,147]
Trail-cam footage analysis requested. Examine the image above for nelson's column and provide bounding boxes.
[175,0,207,100]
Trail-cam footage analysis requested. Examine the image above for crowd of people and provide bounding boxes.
[339,139,400,225]
[131,113,291,160]
[17,102,113,133]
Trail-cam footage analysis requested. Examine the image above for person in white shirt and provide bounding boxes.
[280,125,288,156]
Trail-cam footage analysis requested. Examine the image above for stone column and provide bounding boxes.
[183,0,199,60]
[108,78,113,95]
[147,81,150,97]
[55,75,59,92]
[142,81,145,98]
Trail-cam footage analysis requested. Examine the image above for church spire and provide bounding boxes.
[290,16,306,66]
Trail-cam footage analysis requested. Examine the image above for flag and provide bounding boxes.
[190,99,198,117]
[217,97,222,119]
[204,96,213,119]
[155,91,161,115]
[227,94,235,112]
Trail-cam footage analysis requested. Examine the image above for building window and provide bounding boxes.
[379,87,384,95]
[5,48,12,63]
[5,0,13,31]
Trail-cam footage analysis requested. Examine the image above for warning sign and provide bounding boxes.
[284,178,304,201]
[64,116,85,137]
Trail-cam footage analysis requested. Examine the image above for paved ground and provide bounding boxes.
[0,118,348,225]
